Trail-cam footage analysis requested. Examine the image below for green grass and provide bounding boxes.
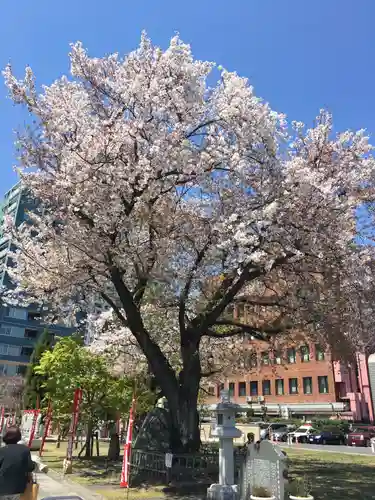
[40,441,375,499]
[285,448,375,500]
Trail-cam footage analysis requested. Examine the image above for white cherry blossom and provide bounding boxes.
[3,33,375,451]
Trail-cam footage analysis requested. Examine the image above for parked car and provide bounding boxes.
[288,424,316,443]
[308,429,346,445]
[259,423,291,441]
[272,426,290,442]
[346,426,375,447]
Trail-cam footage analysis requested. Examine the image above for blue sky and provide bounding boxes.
[1,0,375,196]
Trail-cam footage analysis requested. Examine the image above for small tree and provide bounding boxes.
[24,328,54,409]
[0,376,24,413]
[35,336,143,458]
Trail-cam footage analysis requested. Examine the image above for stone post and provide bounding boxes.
[207,390,242,500]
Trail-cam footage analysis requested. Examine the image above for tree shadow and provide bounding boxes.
[290,459,375,500]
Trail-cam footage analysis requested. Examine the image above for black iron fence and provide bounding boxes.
[130,448,245,484]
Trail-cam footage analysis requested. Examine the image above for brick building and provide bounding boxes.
[204,339,374,422]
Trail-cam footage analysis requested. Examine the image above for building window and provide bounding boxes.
[275,379,284,395]
[287,348,296,364]
[289,378,298,394]
[261,351,270,365]
[0,344,8,355]
[24,329,38,339]
[27,312,42,321]
[262,380,271,396]
[300,345,310,362]
[315,345,325,361]
[238,381,247,397]
[318,376,329,394]
[6,202,17,214]
[229,382,235,397]
[250,381,258,396]
[17,365,27,376]
[217,383,225,397]
[21,346,33,357]
[0,364,7,375]
[0,326,12,336]
[0,344,20,356]
[5,307,27,320]
[273,351,282,365]
[303,377,313,394]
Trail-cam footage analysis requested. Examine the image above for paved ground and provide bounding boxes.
[280,442,375,456]
[37,472,102,499]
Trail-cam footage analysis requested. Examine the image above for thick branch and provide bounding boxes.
[191,253,293,336]
[179,238,211,336]
[108,264,179,396]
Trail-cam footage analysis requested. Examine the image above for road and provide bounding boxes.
[280,441,375,456]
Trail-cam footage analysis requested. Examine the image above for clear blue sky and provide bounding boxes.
[1,0,375,196]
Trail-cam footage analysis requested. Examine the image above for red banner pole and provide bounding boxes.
[120,396,136,488]
[39,401,53,457]
[28,410,40,449]
[66,388,82,462]
[0,407,4,434]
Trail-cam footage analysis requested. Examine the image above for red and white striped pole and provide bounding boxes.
[39,401,53,457]
[66,388,83,462]
[120,396,136,488]
[0,407,4,434]
[28,410,40,449]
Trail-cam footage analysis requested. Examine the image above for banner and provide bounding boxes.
[39,401,53,457]
[21,410,41,447]
[66,388,83,461]
[28,410,40,449]
[120,396,136,488]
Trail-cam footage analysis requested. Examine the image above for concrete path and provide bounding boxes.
[280,442,375,456]
[37,472,103,499]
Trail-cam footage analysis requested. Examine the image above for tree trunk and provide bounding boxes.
[85,421,93,458]
[161,336,202,453]
[112,273,202,453]
[168,382,201,453]
[108,433,120,461]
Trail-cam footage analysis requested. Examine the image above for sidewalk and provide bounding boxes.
[37,472,103,499]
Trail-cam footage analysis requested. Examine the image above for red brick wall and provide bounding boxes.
[205,343,336,405]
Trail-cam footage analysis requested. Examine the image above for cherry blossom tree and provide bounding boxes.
[3,33,375,451]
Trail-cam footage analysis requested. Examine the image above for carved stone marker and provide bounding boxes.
[240,440,286,500]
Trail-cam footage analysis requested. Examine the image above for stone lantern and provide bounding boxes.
[207,389,242,500]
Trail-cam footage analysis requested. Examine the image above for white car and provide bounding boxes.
[272,426,290,442]
[288,425,316,443]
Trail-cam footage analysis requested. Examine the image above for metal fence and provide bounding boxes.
[130,448,245,484]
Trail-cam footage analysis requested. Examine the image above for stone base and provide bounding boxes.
[63,458,72,474]
[207,483,238,500]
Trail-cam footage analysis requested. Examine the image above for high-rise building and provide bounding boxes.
[0,182,74,377]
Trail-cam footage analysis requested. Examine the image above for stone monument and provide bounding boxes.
[240,440,287,500]
[207,390,242,500]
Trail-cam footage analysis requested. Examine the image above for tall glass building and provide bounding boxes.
[0,182,74,377]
